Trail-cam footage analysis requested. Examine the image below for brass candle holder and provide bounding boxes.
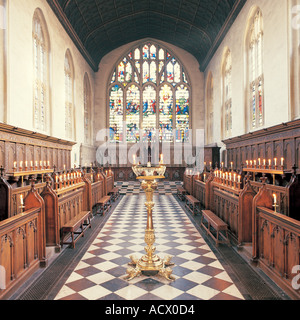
[125,164,175,281]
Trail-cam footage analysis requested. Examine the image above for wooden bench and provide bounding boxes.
[96,195,111,215]
[61,211,91,249]
[185,195,200,215]
[177,186,187,201]
[108,187,120,202]
[201,210,230,246]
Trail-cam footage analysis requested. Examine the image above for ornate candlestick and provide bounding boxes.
[125,164,175,281]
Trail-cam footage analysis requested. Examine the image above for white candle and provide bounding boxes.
[258,158,261,166]
[273,193,277,205]
[281,157,284,166]
[20,194,24,205]
[14,161,17,168]
[238,175,241,183]
[274,158,277,166]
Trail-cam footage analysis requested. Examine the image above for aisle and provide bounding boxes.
[55,195,244,300]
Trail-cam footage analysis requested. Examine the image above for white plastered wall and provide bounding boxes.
[204,0,290,163]
[5,0,95,165]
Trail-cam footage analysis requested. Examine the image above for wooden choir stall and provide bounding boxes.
[0,124,116,299]
[180,119,300,299]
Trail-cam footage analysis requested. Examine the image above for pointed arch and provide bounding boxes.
[108,40,191,143]
[245,7,264,131]
[84,73,92,144]
[206,71,214,144]
[221,47,232,139]
[64,49,75,140]
[32,8,51,133]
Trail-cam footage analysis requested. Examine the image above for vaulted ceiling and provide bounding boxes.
[47,0,246,72]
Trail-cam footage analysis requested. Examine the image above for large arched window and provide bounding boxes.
[108,41,190,143]
[206,72,214,144]
[222,49,232,138]
[246,8,264,130]
[64,49,74,140]
[84,73,92,144]
[33,9,50,133]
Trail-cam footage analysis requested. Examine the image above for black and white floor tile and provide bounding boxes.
[115,181,182,196]
[54,194,244,300]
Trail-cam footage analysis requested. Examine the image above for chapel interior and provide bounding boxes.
[0,0,300,301]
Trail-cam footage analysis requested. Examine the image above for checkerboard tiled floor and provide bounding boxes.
[115,181,182,195]
[54,194,244,300]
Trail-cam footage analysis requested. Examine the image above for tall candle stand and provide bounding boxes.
[125,163,175,281]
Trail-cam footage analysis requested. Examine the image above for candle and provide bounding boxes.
[40,161,42,167]
[263,159,266,166]
[268,159,271,166]
[35,161,38,167]
[274,158,277,166]
[25,161,28,167]
[246,160,249,166]
[273,193,277,205]
[209,162,212,167]
[147,162,151,168]
[20,161,23,168]
[258,158,261,166]
[230,162,233,169]
[14,161,17,168]
[229,173,232,181]
[281,157,284,166]
[64,164,66,170]
[160,154,164,164]
[221,162,224,168]
[31,161,33,167]
[254,160,256,166]
[238,175,241,183]
[47,161,50,166]
[20,194,24,205]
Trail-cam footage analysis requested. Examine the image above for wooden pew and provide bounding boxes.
[201,209,230,246]
[185,195,200,215]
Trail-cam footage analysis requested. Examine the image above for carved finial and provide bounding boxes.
[260,173,268,185]
[245,172,252,183]
[292,164,298,176]
[29,177,37,188]
[0,166,4,177]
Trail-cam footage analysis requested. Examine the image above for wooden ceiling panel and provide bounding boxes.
[46,0,247,71]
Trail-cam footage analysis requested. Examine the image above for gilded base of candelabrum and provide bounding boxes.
[125,165,175,281]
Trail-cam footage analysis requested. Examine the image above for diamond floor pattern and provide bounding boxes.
[54,195,244,300]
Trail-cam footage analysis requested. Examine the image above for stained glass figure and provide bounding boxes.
[108,42,190,144]
[109,85,123,142]
[126,85,140,143]
[143,85,156,141]
[159,85,173,142]
[175,85,189,142]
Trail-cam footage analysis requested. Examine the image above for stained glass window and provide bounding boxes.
[108,42,190,143]
[33,10,49,133]
[64,50,74,140]
[84,73,91,144]
[109,85,123,142]
[206,73,214,144]
[175,85,190,142]
[248,9,264,130]
[223,49,232,138]
[126,85,140,143]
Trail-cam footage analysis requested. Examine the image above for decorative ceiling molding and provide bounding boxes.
[46,0,247,72]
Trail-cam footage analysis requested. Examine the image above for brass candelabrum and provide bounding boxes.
[125,164,175,281]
